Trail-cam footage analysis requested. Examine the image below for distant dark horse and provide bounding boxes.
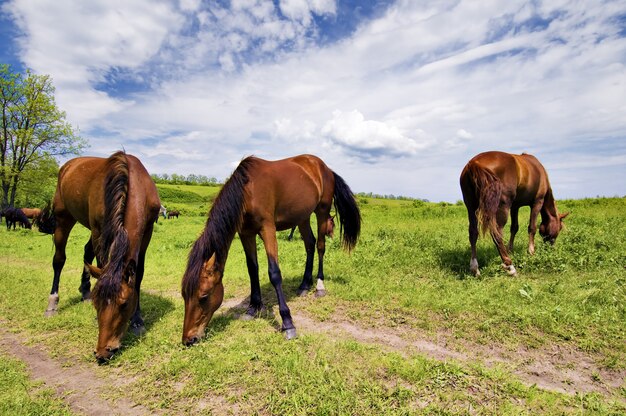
[38,151,160,362]
[460,151,568,276]
[167,210,180,219]
[3,207,32,230]
[181,154,361,345]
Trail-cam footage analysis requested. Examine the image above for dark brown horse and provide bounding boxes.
[181,154,361,345]
[167,209,180,219]
[3,207,32,230]
[460,151,568,276]
[38,151,160,362]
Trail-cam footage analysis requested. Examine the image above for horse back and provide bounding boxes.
[463,151,550,206]
[55,157,109,228]
[54,154,160,232]
[243,155,332,231]
[125,155,161,226]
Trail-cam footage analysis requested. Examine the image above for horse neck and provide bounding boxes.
[540,188,559,222]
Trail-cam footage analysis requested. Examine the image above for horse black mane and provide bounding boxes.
[92,151,130,302]
[181,157,254,297]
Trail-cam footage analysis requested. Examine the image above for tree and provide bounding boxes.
[14,154,59,207]
[0,64,85,207]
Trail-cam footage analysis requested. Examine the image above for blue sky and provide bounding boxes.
[1,0,625,202]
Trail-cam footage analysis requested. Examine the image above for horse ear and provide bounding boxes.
[559,212,570,221]
[86,263,102,279]
[206,252,217,268]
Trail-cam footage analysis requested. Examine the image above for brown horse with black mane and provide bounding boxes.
[460,151,568,276]
[181,154,361,345]
[38,151,160,362]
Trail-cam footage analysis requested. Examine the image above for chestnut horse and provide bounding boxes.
[38,151,160,362]
[181,154,361,345]
[460,151,568,276]
[21,207,42,219]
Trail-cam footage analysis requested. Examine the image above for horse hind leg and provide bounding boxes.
[296,221,315,296]
[492,207,517,276]
[314,213,333,297]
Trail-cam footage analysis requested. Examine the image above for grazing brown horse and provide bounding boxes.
[181,154,361,345]
[21,207,42,219]
[460,151,568,276]
[167,209,180,219]
[38,151,160,362]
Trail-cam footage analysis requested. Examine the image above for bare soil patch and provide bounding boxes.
[220,296,626,399]
[0,325,156,416]
[1,292,623,415]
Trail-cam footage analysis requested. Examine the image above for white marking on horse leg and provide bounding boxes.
[470,258,480,276]
[315,278,327,297]
[44,294,59,317]
[501,263,518,277]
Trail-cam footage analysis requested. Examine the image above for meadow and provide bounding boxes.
[0,184,624,415]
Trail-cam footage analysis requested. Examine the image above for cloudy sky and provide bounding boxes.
[2,0,625,201]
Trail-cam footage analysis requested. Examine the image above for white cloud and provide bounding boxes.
[3,0,626,201]
[321,110,429,160]
[456,129,473,140]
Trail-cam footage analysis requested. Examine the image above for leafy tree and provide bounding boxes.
[14,154,58,207]
[0,64,85,207]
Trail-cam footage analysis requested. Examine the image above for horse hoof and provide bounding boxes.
[44,309,57,318]
[44,295,59,317]
[501,264,518,277]
[296,289,309,297]
[314,289,326,298]
[131,325,146,337]
[240,313,255,321]
[283,328,297,340]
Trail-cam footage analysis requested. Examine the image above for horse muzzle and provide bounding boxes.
[94,345,120,364]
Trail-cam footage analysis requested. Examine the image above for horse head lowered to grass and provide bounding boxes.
[181,154,361,345]
[460,151,568,277]
[38,151,160,362]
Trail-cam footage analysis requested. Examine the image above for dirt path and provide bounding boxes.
[0,325,156,416]
[219,296,625,398]
[1,294,623,415]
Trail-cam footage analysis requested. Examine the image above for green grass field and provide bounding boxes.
[0,186,624,414]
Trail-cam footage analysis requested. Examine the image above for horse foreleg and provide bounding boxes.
[129,249,147,336]
[46,219,74,317]
[527,200,543,255]
[296,222,315,296]
[260,227,296,339]
[508,207,519,253]
[129,225,154,336]
[240,233,264,318]
[80,239,95,301]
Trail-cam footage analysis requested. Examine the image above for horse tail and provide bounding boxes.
[96,151,130,299]
[332,171,361,252]
[465,163,502,238]
[37,202,56,234]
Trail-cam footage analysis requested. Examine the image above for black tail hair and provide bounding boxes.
[332,171,361,251]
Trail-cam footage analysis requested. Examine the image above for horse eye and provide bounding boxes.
[199,295,209,304]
